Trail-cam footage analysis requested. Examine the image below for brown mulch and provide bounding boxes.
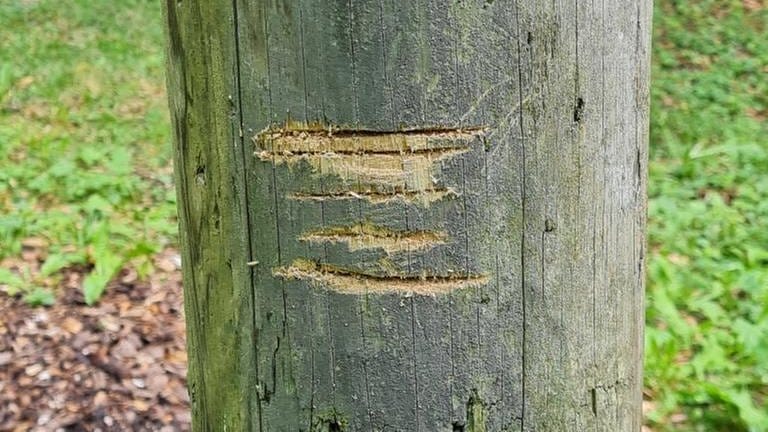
[0,250,190,432]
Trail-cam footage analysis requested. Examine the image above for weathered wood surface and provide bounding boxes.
[163,0,651,430]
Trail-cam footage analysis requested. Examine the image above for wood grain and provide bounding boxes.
[163,0,651,430]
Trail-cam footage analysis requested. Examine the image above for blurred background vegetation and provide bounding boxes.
[0,0,766,430]
[0,1,175,306]
[646,1,768,430]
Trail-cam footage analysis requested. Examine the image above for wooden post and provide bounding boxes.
[163,1,651,430]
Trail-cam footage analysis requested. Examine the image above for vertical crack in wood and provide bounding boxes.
[409,296,420,429]
[347,0,360,125]
[296,6,317,430]
[230,0,261,428]
[260,1,291,430]
[377,0,396,129]
[409,4,428,423]
[512,1,528,430]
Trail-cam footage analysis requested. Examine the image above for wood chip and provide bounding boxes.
[60,317,83,334]
[0,250,189,431]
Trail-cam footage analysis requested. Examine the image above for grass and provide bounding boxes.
[645,1,768,430]
[0,0,766,430]
[0,0,175,304]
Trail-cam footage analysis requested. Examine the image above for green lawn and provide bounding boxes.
[1,1,766,430]
[0,1,176,305]
[645,1,768,430]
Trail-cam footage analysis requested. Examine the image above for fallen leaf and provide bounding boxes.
[60,316,84,334]
[25,363,43,377]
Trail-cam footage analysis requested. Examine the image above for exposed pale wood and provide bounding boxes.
[163,0,651,430]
